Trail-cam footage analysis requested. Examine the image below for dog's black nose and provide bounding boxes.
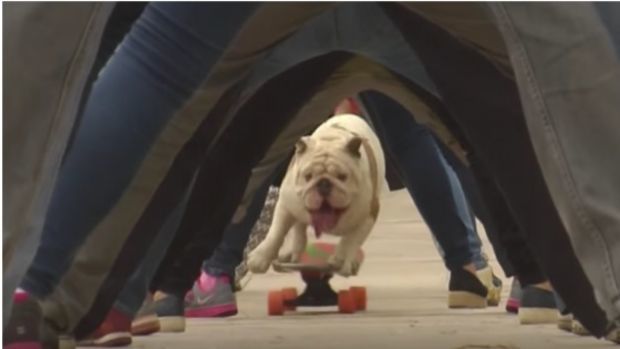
[317,178,332,197]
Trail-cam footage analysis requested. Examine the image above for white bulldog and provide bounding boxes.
[247,114,385,277]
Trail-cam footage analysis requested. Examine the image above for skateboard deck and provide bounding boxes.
[272,241,364,274]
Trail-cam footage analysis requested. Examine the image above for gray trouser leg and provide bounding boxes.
[491,3,620,322]
[2,2,113,322]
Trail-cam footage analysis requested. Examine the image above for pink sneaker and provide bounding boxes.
[506,279,522,314]
[184,272,238,318]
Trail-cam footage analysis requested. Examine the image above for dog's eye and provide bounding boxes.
[304,173,313,182]
[337,173,348,182]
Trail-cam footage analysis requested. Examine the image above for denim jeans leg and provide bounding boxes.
[361,91,480,271]
[491,2,620,323]
[437,136,515,276]
[20,3,258,299]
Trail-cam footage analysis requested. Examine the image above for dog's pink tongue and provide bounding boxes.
[311,211,338,237]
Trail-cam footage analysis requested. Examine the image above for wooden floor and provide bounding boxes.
[120,190,616,349]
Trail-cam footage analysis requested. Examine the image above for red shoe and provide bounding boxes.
[78,308,132,347]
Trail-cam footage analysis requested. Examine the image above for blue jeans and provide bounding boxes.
[360,91,485,271]
[20,3,258,298]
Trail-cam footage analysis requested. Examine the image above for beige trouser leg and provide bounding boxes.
[2,2,114,321]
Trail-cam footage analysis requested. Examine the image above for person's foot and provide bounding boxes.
[4,291,44,349]
[77,308,132,347]
[606,324,620,344]
[152,292,186,333]
[557,313,573,332]
[571,319,591,336]
[518,285,559,324]
[448,268,488,308]
[185,271,238,318]
[476,265,502,306]
[505,279,522,314]
[131,297,160,336]
[3,290,75,349]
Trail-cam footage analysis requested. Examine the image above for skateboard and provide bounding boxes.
[267,241,366,316]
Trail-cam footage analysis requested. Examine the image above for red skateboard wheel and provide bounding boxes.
[338,290,356,314]
[350,286,367,311]
[268,290,285,316]
[281,287,298,311]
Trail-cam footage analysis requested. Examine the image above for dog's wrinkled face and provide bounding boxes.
[293,135,365,236]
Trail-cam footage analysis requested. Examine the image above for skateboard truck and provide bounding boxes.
[289,271,338,307]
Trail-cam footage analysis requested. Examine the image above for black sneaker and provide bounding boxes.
[448,269,488,309]
[4,292,43,349]
[518,286,558,324]
[152,294,185,333]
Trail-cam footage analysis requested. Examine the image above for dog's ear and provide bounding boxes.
[345,136,363,158]
[295,136,312,154]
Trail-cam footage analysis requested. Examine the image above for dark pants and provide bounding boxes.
[381,4,608,335]
[150,160,287,294]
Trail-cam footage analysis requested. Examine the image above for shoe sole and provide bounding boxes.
[185,304,238,318]
[77,332,131,347]
[158,316,185,333]
[606,328,620,344]
[4,342,42,349]
[476,267,502,306]
[519,308,559,324]
[448,291,487,309]
[131,315,160,336]
[557,315,573,332]
[571,320,591,336]
[58,335,76,349]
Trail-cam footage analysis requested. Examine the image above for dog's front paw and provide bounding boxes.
[337,259,359,277]
[327,254,344,271]
[328,255,360,277]
[247,246,275,274]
